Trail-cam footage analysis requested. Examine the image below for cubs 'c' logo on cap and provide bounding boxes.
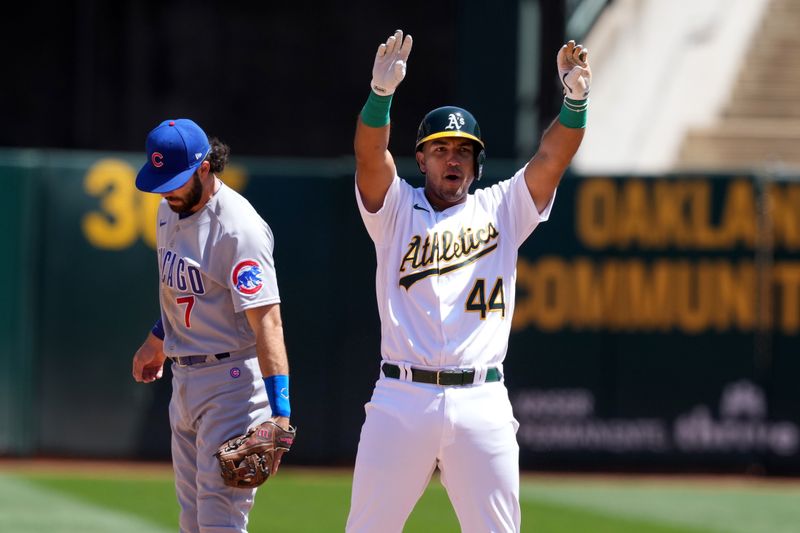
[151,152,164,168]
[445,113,465,131]
[231,259,264,295]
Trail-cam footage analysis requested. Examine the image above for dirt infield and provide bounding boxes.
[0,457,352,480]
[521,470,800,488]
[2,457,800,488]
[0,457,174,478]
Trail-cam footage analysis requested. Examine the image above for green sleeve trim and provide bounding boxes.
[360,91,393,128]
[559,97,588,129]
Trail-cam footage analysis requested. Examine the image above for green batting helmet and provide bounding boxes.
[415,106,486,180]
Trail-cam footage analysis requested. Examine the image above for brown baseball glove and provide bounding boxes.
[215,421,296,488]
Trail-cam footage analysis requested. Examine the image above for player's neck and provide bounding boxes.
[424,190,468,212]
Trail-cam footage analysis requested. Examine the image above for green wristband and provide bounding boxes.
[361,91,393,128]
[559,97,588,129]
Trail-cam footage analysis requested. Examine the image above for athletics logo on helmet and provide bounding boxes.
[136,118,211,193]
[231,259,264,295]
[445,113,465,131]
[415,106,486,180]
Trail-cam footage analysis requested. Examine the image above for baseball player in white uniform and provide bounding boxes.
[131,118,293,533]
[347,30,591,532]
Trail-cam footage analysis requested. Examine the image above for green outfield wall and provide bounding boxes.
[1,148,799,474]
[0,153,37,454]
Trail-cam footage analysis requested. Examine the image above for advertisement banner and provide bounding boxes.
[507,175,800,473]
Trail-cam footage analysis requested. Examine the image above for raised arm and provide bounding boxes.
[355,29,413,213]
[525,40,592,212]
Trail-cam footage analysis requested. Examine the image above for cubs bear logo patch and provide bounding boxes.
[231,259,264,295]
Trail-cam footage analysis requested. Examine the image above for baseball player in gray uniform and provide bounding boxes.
[347,30,591,532]
[131,118,292,532]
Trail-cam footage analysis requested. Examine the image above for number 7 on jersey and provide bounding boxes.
[176,295,195,328]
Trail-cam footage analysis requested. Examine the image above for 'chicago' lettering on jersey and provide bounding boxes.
[398,222,499,289]
[158,247,206,294]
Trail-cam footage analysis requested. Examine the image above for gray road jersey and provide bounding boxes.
[156,183,281,357]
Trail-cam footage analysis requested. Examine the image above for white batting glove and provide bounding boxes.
[370,29,413,96]
[558,40,591,100]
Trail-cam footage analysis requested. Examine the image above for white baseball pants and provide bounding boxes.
[346,376,521,533]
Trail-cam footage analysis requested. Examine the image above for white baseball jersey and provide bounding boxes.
[156,182,281,357]
[356,166,553,369]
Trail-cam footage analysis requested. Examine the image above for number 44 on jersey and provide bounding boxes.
[466,277,505,319]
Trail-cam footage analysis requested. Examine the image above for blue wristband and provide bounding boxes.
[263,375,291,418]
[151,318,165,340]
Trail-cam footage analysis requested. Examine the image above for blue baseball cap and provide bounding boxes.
[136,119,211,193]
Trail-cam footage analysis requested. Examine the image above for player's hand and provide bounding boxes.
[370,29,413,96]
[558,40,591,100]
[270,415,291,474]
[132,333,167,383]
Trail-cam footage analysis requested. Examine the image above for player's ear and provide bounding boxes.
[415,151,426,175]
[198,160,211,177]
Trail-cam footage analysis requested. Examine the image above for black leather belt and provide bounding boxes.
[171,352,230,366]
[382,362,501,386]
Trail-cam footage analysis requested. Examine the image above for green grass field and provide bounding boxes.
[1,463,799,532]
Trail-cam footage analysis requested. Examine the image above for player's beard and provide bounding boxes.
[165,173,203,214]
